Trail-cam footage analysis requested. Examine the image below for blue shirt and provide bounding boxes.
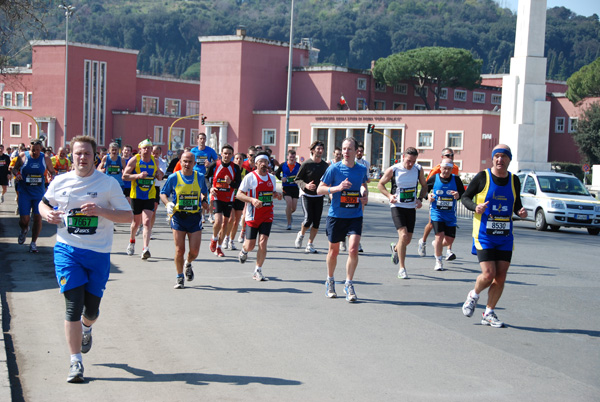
[190,146,218,175]
[321,161,368,219]
[161,171,207,202]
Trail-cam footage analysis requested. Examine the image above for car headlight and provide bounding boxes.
[551,200,565,209]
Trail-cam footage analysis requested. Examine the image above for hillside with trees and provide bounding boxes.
[3,0,599,81]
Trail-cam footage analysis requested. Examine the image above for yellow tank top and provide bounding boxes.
[174,171,201,213]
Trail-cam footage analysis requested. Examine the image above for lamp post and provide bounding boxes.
[59,3,75,148]
[284,0,295,153]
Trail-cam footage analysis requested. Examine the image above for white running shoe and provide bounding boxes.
[398,268,408,279]
[295,232,304,249]
[305,243,317,254]
[445,249,457,261]
[238,230,245,243]
[126,242,135,256]
[253,270,267,281]
[141,247,151,260]
[340,239,347,252]
[417,238,426,257]
[434,259,444,271]
[229,239,237,250]
[462,291,479,317]
[481,311,504,328]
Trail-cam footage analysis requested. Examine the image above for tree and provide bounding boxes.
[572,102,600,165]
[372,46,482,110]
[566,57,600,104]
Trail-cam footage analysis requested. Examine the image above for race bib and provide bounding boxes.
[398,187,416,203]
[178,192,199,212]
[436,196,454,210]
[0,160,6,167]
[258,191,273,207]
[107,165,120,175]
[286,175,296,181]
[25,174,43,186]
[137,178,154,190]
[486,216,510,236]
[340,190,360,208]
[215,178,230,191]
[67,208,98,235]
[195,156,207,165]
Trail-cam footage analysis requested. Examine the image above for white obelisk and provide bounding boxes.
[499,0,551,171]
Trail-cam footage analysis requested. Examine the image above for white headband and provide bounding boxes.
[255,155,269,163]
[441,162,454,168]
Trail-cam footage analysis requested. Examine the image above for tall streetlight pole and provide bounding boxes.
[284,0,295,153]
[59,3,75,148]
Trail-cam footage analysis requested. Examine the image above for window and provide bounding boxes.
[473,92,485,103]
[454,90,467,101]
[555,117,565,133]
[374,100,386,110]
[414,86,428,97]
[28,123,33,138]
[446,131,463,149]
[438,106,447,110]
[417,159,432,170]
[357,78,367,90]
[394,83,408,95]
[393,102,407,110]
[171,128,185,150]
[3,92,12,107]
[357,98,367,110]
[453,160,463,170]
[16,93,24,107]
[524,176,537,195]
[414,104,427,110]
[417,131,433,149]
[82,60,107,146]
[142,96,159,114]
[262,129,276,146]
[10,123,21,137]
[287,130,300,146]
[190,129,199,146]
[165,98,181,116]
[491,94,502,105]
[154,126,164,144]
[568,117,578,133]
[375,82,387,92]
[187,100,199,116]
[436,87,448,100]
[27,92,32,107]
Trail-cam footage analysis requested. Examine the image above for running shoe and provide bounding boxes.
[208,214,215,224]
[136,225,143,236]
[286,224,292,230]
[462,291,479,317]
[209,239,217,253]
[295,232,304,249]
[185,262,194,282]
[215,247,225,257]
[238,230,245,243]
[398,268,408,279]
[340,240,347,252]
[18,228,28,245]
[126,242,135,256]
[305,243,317,254]
[141,247,151,260]
[238,251,248,264]
[29,242,38,253]
[174,276,185,289]
[325,279,337,298]
[229,239,237,250]
[344,282,357,302]
[223,237,231,250]
[434,259,444,271]
[481,311,504,328]
[253,270,266,281]
[417,238,426,257]
[67,361,84,383]
[445,249,457,261]
[358,243,364,253]
[150,230,156,240]
[390,243,399,265]
[81,331,92,354]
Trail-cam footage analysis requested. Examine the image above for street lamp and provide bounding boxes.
[59,3,75,148]
[284,0,295,153]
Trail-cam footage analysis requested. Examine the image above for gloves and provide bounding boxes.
[166,202,175,216]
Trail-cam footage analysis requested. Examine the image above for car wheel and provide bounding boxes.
[587,228,600,236]
[549,225,560,232]
[535,209,547,231]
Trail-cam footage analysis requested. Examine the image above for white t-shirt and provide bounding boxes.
[238,171,277,194]
[390,162,421,209]
[44,170,132,253]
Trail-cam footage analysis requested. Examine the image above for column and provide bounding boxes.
[327,128,335,162]
[382,128,391,170]
[219,125,228,150]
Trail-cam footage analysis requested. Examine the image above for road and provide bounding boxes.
[1,187,599,401]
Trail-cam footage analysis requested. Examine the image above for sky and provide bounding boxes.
[494,0,599,17]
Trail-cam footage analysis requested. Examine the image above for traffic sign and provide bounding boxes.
[582,163,590,172]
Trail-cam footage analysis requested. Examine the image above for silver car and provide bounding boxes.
[516,171,600,235]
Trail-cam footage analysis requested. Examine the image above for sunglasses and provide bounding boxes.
[443,153,454,157]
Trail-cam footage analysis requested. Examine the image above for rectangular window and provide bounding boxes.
[317,128,328,156]
[262,129,276,146]
[375,82,386,92]
[568,117,578,133]
[414,86,428,97]
[28,123,32,138]
[393,102,407,110]
[165,98,181,116]
[438,106,447,110]
[154,126,164,145]
[453,160,463,170]
[27,92,33,107]
[357,98,367,110]
[10,123,21,137]
[190,129,199,146]
[414,104,427,110]
[555,117,565,133]
[357,78,367,90]
[171,128,185,150]
[187,100,199,116]
[141,96,159,114]
[473,92,485,103]
[16,93,24,107]
[454,90,467,101]
[287,130,300,147]
[82,60,107,145]
[374,100,386,110]
[491,94,502,105]
[417,159,432,170]
[3,92,12,107]
[437,87,448,100]
[394,83,408,95]
[446,131,464,149]
[417,131,433,149]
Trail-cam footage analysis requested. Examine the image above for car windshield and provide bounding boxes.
[537,176,590,196]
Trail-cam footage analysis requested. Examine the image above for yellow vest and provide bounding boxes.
[130,155,157,200]
[174,171,202,213]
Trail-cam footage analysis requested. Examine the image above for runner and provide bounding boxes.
[97,142,125,185]
[51,147,72,176]
[425,157,465,271]
[236,151,282,281]
[224,152,248,250]
[205,144,241,257]
[377,147,427,279]
[274,149,301,230]
[122,139,164,259]
[294,141,329,253]
[12,139,56,252]
[190,132,218,222]
[160,151,208,289]
[38,135,132,383]
[317,137,369,302]
[120,145,134,202]
[0,144,10,203]
[150,145,167,238]
[238,147,257,243]
[417,147,460,258]
[461,144,527,328]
